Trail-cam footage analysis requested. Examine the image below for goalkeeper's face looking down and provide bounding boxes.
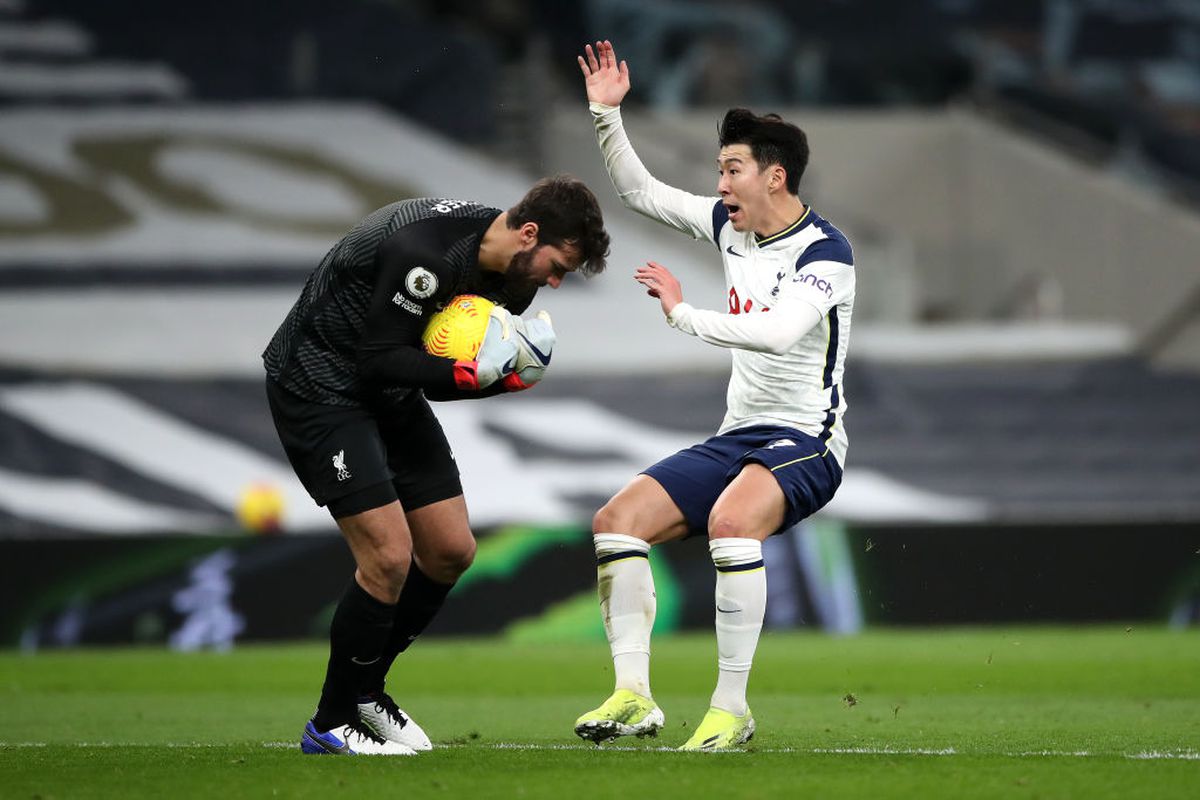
[477,174,607,290]
[506,174,609,276]
[506,241,581,290]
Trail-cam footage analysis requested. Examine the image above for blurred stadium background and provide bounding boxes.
[1,0,1199,654]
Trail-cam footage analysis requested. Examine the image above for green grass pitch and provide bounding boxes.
[2,627,1198,799]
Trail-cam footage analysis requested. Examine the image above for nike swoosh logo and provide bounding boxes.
[304,728,351,754]
[350,655,381,665]
[725,245,743,257]
[516,331,551,366]
[716,605,739,613]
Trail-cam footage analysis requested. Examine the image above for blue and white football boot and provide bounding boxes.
[300,718,416,755]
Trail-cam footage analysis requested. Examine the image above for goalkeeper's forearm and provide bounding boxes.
[424,382,510,402]
[358,345,463,393]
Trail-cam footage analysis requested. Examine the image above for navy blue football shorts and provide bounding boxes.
[642,425,843,538]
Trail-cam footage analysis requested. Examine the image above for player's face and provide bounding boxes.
[717,144,770,232]
[507,242,580,290]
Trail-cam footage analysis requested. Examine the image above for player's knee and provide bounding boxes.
[422,536,476,583]
[365,544,411,596]
[592,497,634,535]
[443,536,476,580]
[594,498,684,545]
[707,511,749,540]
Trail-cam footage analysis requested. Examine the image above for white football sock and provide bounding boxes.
[709,537,766,717]
[593,533,655,698]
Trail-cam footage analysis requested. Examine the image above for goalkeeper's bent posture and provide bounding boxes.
[575,41,855,751]
[263,176,609,755]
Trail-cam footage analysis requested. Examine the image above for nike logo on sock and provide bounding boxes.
[350,655,381,665]
[716,604,739,613]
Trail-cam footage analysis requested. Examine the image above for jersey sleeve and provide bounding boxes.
[667,294,824,354]
[782,258,855,317]
[592,103,725,244]
[666,234,855,352]
[355,229,466,394]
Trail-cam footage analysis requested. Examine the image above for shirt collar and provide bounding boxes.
[754,206,812,247]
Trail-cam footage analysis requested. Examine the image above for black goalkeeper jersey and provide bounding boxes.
[263,198,537,407]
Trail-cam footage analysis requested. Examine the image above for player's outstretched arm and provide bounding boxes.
[579,41,721,242]
[578,40,630,107]
[635,261,827,355]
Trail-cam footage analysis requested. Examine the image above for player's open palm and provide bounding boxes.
[578,40,630,107]
[635,261,683,316]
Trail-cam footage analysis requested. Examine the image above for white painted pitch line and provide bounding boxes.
[812,747,956,756]
[1128,751,1200,761]
[5,742,1199,760]
[0,742,250,749]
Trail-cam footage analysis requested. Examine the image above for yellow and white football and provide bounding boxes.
[422,294,496,360]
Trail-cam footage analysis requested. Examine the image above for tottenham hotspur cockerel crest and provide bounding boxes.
[332,450,351,481]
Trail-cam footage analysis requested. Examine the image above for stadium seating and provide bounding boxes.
[6,0,500,141]
[1,0,1197,641]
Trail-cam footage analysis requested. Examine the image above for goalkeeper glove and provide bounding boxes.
[502,310,555,391]
[452,306,519,390]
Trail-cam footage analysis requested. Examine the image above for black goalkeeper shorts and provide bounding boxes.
[265,378,462,518]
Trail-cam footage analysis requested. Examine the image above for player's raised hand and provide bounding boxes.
[634,261,683,316]
[578,40,630,107]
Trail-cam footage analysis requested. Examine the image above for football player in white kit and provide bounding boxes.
[574,41,855,751]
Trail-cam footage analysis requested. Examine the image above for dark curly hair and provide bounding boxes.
[508,175,610,276]
[718,108,809,195]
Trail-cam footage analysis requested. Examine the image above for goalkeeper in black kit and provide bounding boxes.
[263,176,610,755]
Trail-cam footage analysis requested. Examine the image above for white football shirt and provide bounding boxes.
[593,104,855,465]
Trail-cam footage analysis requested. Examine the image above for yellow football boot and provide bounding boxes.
[678,707,756,751]
[573,689,665,744]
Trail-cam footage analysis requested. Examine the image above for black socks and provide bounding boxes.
[363,562,454,692]
[313,580,396,732]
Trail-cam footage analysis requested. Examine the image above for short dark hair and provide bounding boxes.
[718,108,809,195]
[508,175,610,276]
